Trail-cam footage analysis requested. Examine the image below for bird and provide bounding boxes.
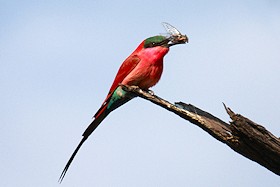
[59,33,188,182]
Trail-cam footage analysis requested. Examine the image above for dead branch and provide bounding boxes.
[121,85,280,176]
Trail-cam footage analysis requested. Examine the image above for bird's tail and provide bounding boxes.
[59,87,133,183]
[58,111,108,183]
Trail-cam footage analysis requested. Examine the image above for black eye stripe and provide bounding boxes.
[146,41,161,48]
[144,37,169,48]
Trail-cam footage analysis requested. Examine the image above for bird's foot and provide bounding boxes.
[119,84,140,91]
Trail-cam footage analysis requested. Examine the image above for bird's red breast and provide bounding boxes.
[94,41,169,118]
[122,45,169,89]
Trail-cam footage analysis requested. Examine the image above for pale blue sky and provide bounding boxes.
[1,1,280,186]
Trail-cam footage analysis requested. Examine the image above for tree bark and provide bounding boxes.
[121,85,280,176]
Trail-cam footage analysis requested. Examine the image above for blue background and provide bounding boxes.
[1,1,280,186]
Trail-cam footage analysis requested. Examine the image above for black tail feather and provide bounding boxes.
[59,112,108,183]
[58,136,87,183]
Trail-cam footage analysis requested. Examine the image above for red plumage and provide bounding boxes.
[59,36,171,183]
[94,40,169,119]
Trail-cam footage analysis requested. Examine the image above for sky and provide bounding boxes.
[1,0,280,186]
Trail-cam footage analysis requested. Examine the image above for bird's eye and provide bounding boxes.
[144,41,158,48]
[148,42,156,48]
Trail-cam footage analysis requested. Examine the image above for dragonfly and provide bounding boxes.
[162,22,188,45]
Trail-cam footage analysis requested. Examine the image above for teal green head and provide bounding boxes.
[144,35,188,48]
[144,36,169,48]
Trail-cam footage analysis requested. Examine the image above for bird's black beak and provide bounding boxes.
[167,34,188,47]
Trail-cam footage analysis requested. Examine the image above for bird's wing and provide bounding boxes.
[93,55,140,118]
[108,55,141,95]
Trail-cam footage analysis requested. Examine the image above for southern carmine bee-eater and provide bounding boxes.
[59,23,188,182]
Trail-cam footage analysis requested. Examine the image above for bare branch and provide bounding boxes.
[121,85,280,176]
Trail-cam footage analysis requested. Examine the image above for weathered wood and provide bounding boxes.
[121,85,280,176]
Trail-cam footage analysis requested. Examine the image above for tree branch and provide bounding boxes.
[121,85,280,176]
